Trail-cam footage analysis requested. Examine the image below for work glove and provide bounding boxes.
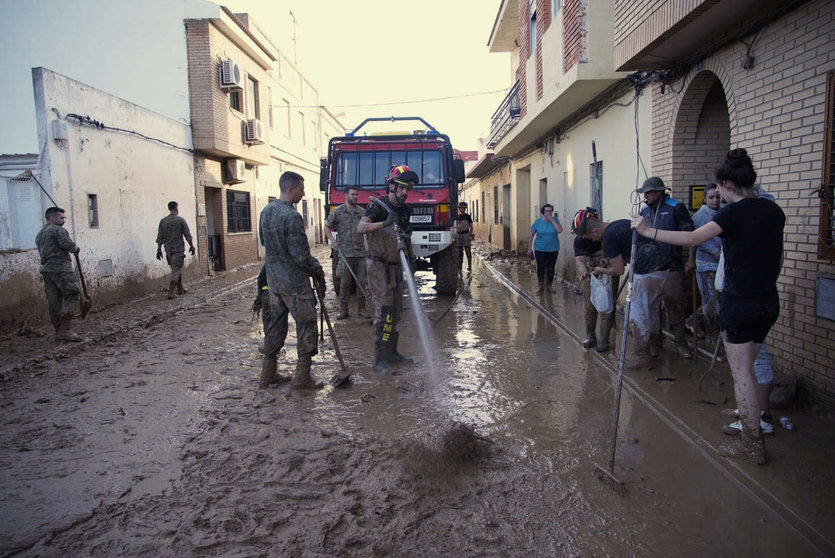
[313,265,326,298]
[156,249,163,261]
[189,246,195,256]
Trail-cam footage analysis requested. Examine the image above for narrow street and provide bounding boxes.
[1,246,833,556]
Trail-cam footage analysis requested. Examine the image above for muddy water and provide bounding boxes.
[0,264,819,556]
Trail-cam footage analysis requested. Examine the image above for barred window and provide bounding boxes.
[820,70,835,259]
[226,190,251,233]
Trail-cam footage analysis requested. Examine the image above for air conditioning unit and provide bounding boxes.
[220,59,243,90]
[226,159,246,184]
[246,118,265,144]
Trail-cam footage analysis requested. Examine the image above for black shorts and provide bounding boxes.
[720,292,779,344]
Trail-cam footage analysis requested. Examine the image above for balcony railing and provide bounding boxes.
[487,81,521,149]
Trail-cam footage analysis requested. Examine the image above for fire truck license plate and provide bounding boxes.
[410,215,432,223]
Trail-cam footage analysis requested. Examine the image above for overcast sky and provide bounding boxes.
[221,0,511,149]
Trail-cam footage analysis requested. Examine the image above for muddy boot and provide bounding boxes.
[582,302,598,349]
[177,276,188,296]
[374,344,393,374]
[167,281,177,299]
[55,318,83,343]
[547,282,557,293]
[693,309,706,339]
[258,356,289,388]
[673,324,693,359]
[596,313,614,352]
[388,333,413,364]
[719,426,766,465]
[647,333,661,358]
[536,282,544,294]
[336,298,349,320]
[290,356,322,390]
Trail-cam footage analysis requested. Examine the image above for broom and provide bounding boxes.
[592,228,638,496]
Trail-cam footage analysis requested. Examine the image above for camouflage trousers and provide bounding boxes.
[42,270,80,327]
[263,290,319,360]
[366,258,403,346]
[166,251,185,283]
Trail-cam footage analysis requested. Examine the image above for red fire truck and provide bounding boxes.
[319,117,466,295]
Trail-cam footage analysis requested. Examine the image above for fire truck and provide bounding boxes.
[319,117,466,295]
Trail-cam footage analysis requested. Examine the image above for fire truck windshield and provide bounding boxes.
[334,149,445,189]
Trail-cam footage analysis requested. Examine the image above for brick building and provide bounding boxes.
[614,0,835,400]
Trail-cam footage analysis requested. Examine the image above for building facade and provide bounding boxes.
[614,0,835,399]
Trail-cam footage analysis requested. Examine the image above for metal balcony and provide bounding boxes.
[487,81,521,149]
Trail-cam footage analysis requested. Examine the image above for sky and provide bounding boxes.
[221,0,511,150]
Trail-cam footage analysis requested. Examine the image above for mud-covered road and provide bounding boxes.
[0,257,826,556]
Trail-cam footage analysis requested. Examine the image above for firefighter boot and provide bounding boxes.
[55,318,83,343]
[582,302,598,349]
[167,281,177,299]
[290,356,322,390]
[374,344,393,374]
[336,297,349,320]
[259,356,289,388]
[388,332,414,364]
[596,312,614,352]
[673,323,693,359]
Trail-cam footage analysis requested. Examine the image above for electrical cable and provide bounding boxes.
[65,114,193,154]
[271,88,511,110]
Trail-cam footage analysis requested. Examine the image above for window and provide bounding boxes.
[493,186,499,224]
[481,191,486,222]
[88,194,99,228]
[230,90,242,112]
[226,190,251,233]
[334,150,447,188]
[246,76,259,119]
[590,160,603,215]
[302,200,309,228]
[267,86,273,128]
[284,99,291,137]
[529,0,537,54]
[299,112,306,145]
[820,70,835,258]
[0,176,40,250]
[551,0,561,20]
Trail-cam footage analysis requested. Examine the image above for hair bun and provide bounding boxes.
[726,148,750,168]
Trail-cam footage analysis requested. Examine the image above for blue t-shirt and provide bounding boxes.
[531,216,561,252]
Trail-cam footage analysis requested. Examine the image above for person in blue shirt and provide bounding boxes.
[526,204,563,293]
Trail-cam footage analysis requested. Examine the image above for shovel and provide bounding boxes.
[315,287,350,387]
[74,252,93,319]
[694,335,726,405]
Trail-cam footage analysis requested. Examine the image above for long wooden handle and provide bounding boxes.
[316,289,346,372]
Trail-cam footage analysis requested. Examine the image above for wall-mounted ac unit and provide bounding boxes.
[220,59,243,90]
[226,158,246,184]
[246,118,265,144]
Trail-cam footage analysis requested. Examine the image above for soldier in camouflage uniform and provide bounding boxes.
[259,171,327,390]
[156,201,195,299]
[357,165,417,374]
[324,186,369,320]
[35,206,83,342]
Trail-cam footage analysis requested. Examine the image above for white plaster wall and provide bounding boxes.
[33,67,196,290]
[0,0,219,154]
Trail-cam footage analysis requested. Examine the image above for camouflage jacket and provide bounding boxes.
[324,203,366,257]
[156,214,193,255]
[35,224,77,273]
[259,200,321,295]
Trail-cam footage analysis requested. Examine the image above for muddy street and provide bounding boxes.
[0,254,830,556]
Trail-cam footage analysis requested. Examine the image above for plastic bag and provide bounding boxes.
[590,273,613,313]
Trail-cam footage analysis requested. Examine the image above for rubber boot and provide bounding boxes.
[177,275,188,296]
[596,313,614,352]
[582,302,598,349]
[374,344,393,374]
[258,356,289,388]
[388,332,414,364]
[167,281,177,299]
[336,298,349,320]
[673,324,693,359]
[290,356,322,390]
[56,318,83,342]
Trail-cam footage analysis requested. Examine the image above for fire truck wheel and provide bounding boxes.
[433,247,458,295]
